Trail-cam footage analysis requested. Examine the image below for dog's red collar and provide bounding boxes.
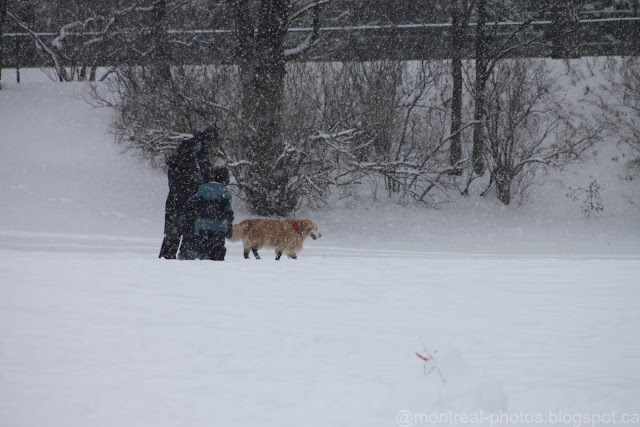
[291,220,303,237]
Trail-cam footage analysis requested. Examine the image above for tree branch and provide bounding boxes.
[284,0,326,59]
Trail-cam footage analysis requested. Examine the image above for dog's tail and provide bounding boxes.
[228,221,247,242]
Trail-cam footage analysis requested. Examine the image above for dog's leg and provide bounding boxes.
[275,252,282,261]
[252,248,261,260]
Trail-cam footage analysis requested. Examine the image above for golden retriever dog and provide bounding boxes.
[229,218,321,260]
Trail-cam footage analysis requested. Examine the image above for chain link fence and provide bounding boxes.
[1,34,59,84]
[0,31,121,85]
[1,67,59,84]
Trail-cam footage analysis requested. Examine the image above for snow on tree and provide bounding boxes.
[233,0,325,216]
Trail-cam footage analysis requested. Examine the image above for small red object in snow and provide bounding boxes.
[416,352,430,362]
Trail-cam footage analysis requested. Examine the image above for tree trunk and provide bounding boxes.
[494,165,512,205]
[551,0,581,59]
[233,0,323,216]
[0,0,8,89]
[632,0,640,56]
[253,0,287,143]
[238,0,294,217]
[472,0,487,176]
[235,0,257,117]
[449,0,465,174]
[153,1,172,81]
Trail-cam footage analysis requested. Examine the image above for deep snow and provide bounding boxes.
[1,62,639,427]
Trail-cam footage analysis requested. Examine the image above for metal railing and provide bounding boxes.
[2,18,639,84]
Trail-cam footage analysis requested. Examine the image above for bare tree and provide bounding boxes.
[306,61,455,206]
[222,60,456,209]
[6,0,186,82]
[470,1,556,177]
[88,1,328,215]
[89,63,238,168]
[597,57,640,158]
[233,0,325,216]
[482,59,599,205]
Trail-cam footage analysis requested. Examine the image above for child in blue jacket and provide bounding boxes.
[178,166,234,261]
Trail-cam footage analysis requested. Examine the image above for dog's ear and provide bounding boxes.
[299,219,312,233]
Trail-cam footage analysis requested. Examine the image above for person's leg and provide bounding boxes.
[159,193,182,258]
[159,236,181,259]
[208,232,227,261]
[211,245,227,261]
[177,234,196,260]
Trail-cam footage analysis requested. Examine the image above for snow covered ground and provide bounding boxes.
[1,67,639,427]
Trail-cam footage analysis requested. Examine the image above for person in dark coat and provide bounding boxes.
[178,166,234,261]
[159,129,214,259]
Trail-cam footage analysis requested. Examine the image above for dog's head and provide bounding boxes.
[289,219,321,240]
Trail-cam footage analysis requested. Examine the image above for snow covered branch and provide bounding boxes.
[284,0,326,59]
[8,12,70,81]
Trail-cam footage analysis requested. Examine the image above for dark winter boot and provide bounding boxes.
[159,235,180,259]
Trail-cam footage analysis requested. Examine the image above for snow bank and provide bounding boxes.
[0,83,166,239]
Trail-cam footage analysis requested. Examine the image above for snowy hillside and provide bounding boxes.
[1,66,639,427]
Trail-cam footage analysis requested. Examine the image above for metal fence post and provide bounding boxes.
[15,33,19,83]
